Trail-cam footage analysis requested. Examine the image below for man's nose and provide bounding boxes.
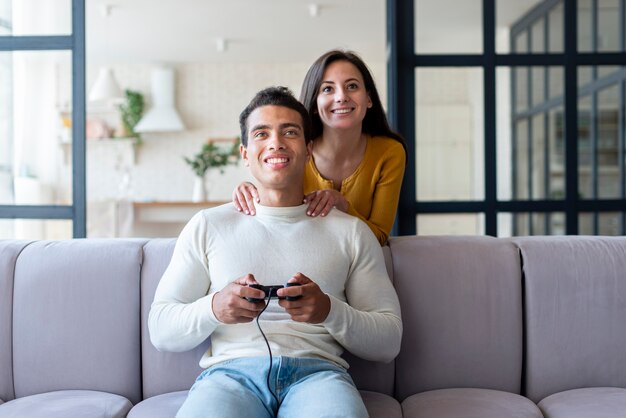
[268,133,286,150]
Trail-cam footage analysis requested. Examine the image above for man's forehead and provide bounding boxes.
[247,105,303,130]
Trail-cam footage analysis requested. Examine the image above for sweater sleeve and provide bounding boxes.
[347,140,406,245]
[321,220,403,363]
[148,212,222,352]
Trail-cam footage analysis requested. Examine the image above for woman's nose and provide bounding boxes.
[335,89,349,102]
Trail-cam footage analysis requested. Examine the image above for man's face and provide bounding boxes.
[240,105,310,191]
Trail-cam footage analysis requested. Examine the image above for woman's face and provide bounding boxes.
[316,60,372,133]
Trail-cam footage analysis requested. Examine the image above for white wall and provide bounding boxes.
[86,60,387,204]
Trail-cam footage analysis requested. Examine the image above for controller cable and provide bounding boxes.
[256,291,281,408]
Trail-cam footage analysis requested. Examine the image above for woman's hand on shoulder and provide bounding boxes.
[304,189,349,217]
[232,182,259,215]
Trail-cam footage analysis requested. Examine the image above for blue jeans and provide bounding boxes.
[175,356,368,418]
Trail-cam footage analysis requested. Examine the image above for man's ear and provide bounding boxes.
[240,144,249,166]
[306,141,313,161]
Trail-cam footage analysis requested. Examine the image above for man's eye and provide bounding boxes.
[254,132,267,139]
[285,130,298,136]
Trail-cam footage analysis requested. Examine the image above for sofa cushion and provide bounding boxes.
[12,239,145,404]
[0,240,31,402]
[391,236,524,401]
[514,236,626,402]
[538,387,626,418]
[128,390,399,418]
[140,239,210,398]
[360,390,402,418]
[0,390,132,418]
[128,391,187,418]
[402,388,543,418]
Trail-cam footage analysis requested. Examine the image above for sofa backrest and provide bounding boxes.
[391,235,524,401]
[340,244,396,395]
[11,239,145,405]
[0,240,31,402]
[514,236,626,403]
[140,239,210,398]
[140,239,398,398]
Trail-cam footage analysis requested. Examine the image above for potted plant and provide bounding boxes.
[184,139,239,201]
[118,89,145,145]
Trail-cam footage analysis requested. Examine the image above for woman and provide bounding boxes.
[233,50,406,244]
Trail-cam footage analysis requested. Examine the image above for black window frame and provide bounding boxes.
[388,0,626,237]
[0,0,86,238]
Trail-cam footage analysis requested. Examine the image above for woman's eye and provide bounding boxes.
[321,85,332,93]
[347,83,359,90]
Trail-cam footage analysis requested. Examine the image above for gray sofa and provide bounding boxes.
[1,235,625,417]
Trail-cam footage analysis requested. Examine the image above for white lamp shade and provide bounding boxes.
[89,67,123,103]
[134,67,185,132]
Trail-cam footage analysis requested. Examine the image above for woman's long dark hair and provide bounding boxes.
[299,49,406,150]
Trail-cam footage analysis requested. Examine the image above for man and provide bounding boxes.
[149,86,402,418]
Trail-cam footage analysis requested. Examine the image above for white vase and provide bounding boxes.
[192,176,207,202]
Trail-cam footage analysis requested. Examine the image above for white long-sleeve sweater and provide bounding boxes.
[148,203,402,369]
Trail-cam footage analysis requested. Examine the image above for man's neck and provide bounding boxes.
[257,186,304,208]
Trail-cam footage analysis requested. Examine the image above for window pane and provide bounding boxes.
[548,2,564,53]
[531,18,545,53]
[578,95,593,198]
[548,67,563,100]
[598,65,620,80]
[0,218,72,239]
[515,67,528,112]
[415,0,482,54]
[579,67,593,88]
[0,50,73,206]
[531,67,545,106]
[514,31,528,53]
[578,0,593,52]
[531,113,546,199]
[577,68,622,200]
[415,68,484,201]
[579,212,624,235]
[500,212,566,236]
[549,107,565,199]
[597,0,620,52]
[597,84,620,198]
[497,0,554,54]
[417,213,484,235]
[0,0,71,36]
[515,119,530,199]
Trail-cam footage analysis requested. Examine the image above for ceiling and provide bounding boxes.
[86,0,387,65]
[86,0,542,66]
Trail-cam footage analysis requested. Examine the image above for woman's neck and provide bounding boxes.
[316,126,365,160]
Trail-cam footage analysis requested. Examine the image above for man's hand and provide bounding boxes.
[277,273,330,323]
[232,182,260,215]
[212,274,265,324]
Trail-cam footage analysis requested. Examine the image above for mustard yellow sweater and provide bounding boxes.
[304,135,406,245]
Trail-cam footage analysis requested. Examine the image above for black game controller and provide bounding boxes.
[245,283,302,303]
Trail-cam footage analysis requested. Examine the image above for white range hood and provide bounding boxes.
[135,67,185,133]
